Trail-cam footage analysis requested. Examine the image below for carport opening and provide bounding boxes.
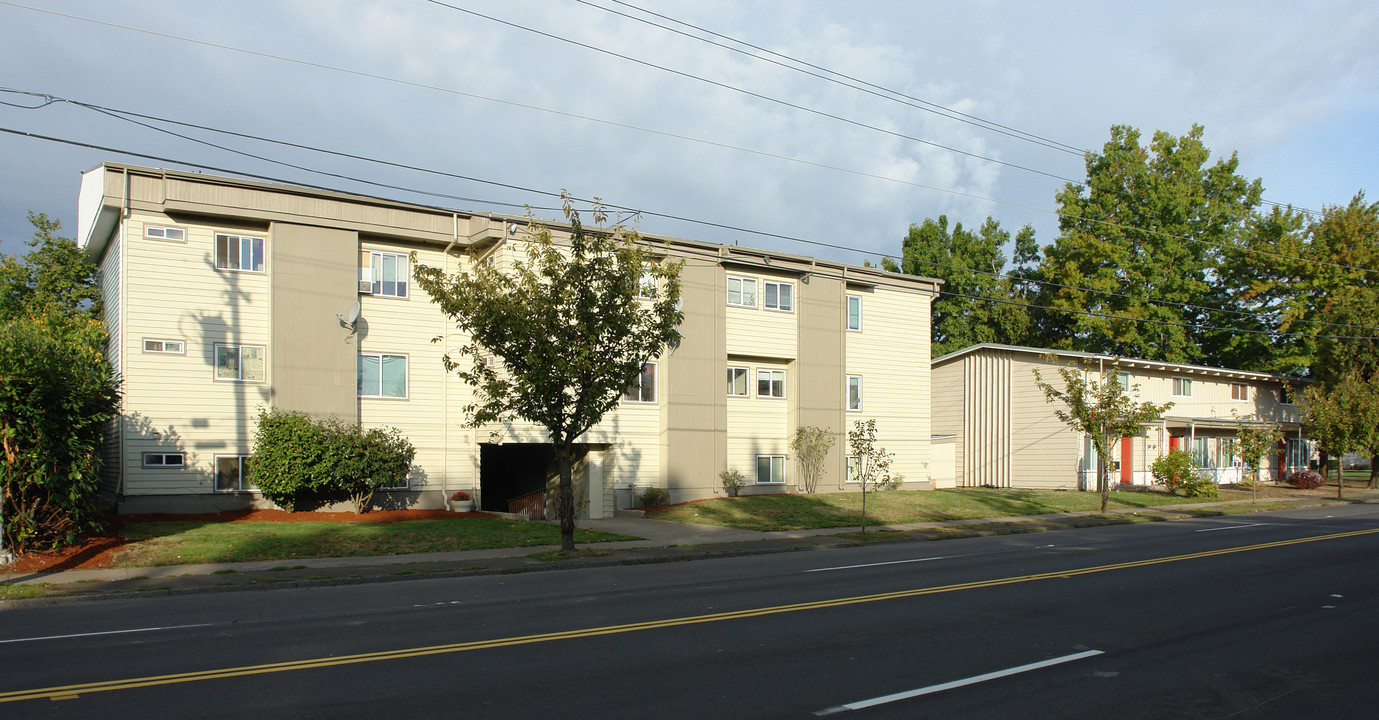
[479,443,554,513]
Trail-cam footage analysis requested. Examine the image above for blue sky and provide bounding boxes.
[1,0,1375,266]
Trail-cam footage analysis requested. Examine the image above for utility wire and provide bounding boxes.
[3,84,1374,323]
[2,123,1374,341]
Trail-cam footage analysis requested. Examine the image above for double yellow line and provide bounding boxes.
[5,526,1377,704]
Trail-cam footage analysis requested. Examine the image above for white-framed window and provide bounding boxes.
[360,250,409,298]
[215,233,265,273]
[764,281,793,312]
[727,276,758,308]
[727,366,750,396]
[846,455,861,483]
[214,344,265,382]
[142,452,185,468]
[1231,383,1249,401]
[757,369,785,398]
[622,362,657,403]
[756,455,785,484]
[846,295,862,331]
[1115,371,1131,390]
[847,375,863,411]
[215,455,255,492]
[636,268,657,299]
[358,353,408,398]
[1172,377,1193,397]
[144,225,186,242]
[143,338,186,354]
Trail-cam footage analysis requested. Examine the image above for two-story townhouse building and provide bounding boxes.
[77,162,940,515]
[931,344,1311,490]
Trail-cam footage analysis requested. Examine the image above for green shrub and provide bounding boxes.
[1151,450,1203,496]
[0,309,121,552]
[719,469,745,497]
[639,486,670,507]
[251,409,415,513]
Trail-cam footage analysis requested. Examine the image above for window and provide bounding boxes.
[847,375,863,411]
[846,295,862,331]
[636,268,657,299]
[1231,383,1249,401]
[846,456,861,483]
[1284,438,1309,469]
[1172,377,1193,397]
[144,225,186,242]
[727,366,749,396]
[756,455,785,484]
[215,455,255,492]
[727,276,758,308]
[1115,371,1131,390]
[764,281,793,311]
[215,344,265,382]
[144,338,185,354]
[215,233,265,272]
[358,353,408,398]
[1278,385,1294,405]
[1217,438,1237,468]
[757,369,785,398]
[1190,438,1209,468]
[142,452,185,468]
[361,250,409,298]
[622,362,657,403]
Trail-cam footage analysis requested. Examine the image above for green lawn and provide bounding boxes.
[646,487,1238,532]
[112,518,637,567]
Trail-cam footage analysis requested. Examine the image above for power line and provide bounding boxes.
[575,0,1082,155]
[2,123,1374,342]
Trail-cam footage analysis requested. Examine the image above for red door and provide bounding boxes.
[1120,436,1133,484]
[1169,436,1180,451]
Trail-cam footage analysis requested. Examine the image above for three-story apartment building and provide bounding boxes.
[77,163,940,515]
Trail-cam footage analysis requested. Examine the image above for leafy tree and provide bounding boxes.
[1234,417,1284,502]
[0,310,120,553]
[847,419,902,537]
[1028,125,1262,364]
[413,195,683,551]
[328,423,416,513]
[790,425,836,494]
[1298,371,1376,498]
[899,215,1032,355]
[0,214,118,554]
[0,212,101,319]
[1033,360,1173,513]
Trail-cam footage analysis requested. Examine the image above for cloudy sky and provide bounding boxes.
[1,0,1375,267]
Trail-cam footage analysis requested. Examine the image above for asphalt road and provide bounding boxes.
[2,503,1376,718]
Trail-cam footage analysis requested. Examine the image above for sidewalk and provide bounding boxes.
[2,493,1370,603]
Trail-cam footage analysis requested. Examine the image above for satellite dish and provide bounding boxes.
[338,301,362,331]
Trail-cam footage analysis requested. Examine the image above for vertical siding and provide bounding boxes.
[962,351,1013,487]
[1009,357,1083,489]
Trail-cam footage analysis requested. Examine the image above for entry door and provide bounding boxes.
[1120,436,1133,484]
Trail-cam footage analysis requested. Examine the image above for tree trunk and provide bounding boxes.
[1369,455,1378,489]
[1098,453,1109,514]
[555,441,576,552]
[1319,451,1331,479]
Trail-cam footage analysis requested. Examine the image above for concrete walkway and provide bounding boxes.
[2,492,1372,602]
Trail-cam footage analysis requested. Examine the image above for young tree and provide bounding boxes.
[848,419,902,537]
[1234,417,1284,503]
[413,195,682,551]
[1300,371,1377,498]
[899,215,1033,354]
[1033,360,1174,513]
[790,425,836,494]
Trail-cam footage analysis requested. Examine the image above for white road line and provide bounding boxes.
[0,623,213,645]
[814,650,1105,715]
[1195,523,1265,533]
[806,556,946,573]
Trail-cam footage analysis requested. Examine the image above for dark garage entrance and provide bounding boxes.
[479,443,554,514]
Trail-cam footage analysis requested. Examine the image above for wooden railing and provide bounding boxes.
[507,489,546,520]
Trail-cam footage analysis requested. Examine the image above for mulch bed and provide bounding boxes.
[1,508,492,575]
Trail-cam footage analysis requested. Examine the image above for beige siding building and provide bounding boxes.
[78,163,940,515]
[932,344,1311,490]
